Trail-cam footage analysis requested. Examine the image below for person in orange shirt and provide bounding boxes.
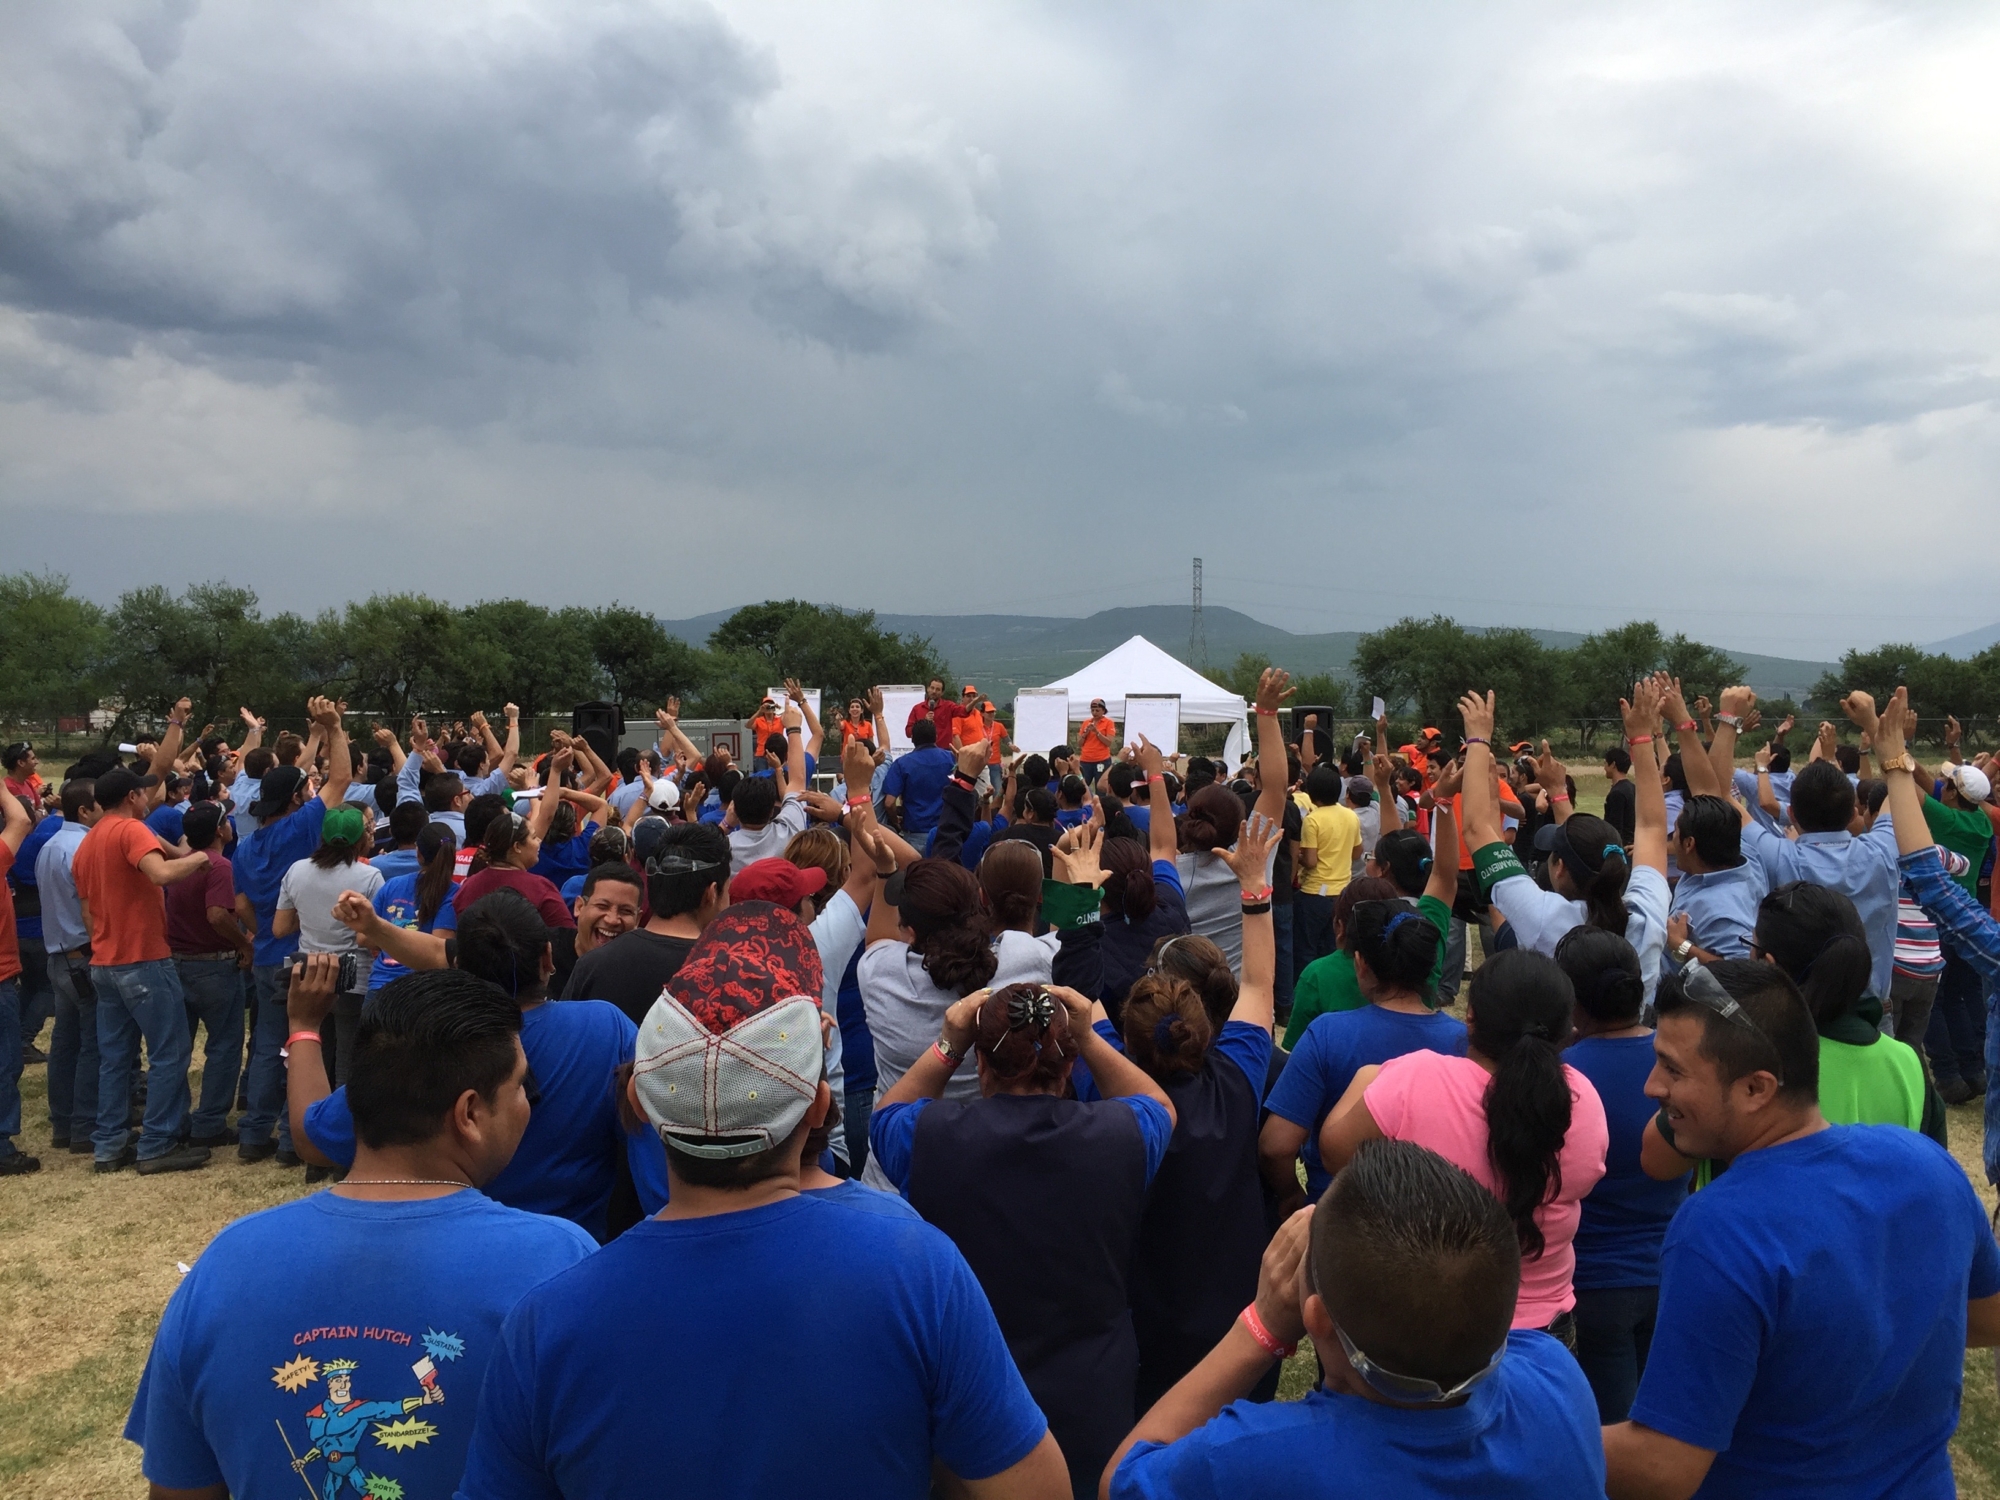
[837,698,882,764]
[981,700,1009,790]
[1078,699,1117,785]
[747,697,786,760]
[72,750,214,1175]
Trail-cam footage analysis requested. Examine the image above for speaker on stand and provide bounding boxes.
[571,702,624,766]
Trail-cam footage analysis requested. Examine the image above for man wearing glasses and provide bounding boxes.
[1603,957,2000,1499]
[1102,1140,1605,1497]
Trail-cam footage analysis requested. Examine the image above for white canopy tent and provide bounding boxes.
[1037,635,1252,767]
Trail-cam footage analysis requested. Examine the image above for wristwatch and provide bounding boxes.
[1715,713,1743,730]
[1879,753,1917,774]
[1673,939,1695,963]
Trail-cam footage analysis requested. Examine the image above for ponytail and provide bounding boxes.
[470,811,526,876]
[898,860,997,996]
[1552,814,1630,939]
[1467,949,1578,1259]
[1100,837,1159,924]
[415,823,458,928]
[976,983,1073,1088]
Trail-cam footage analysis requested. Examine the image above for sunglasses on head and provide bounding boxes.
[1678,963,1767,1039]
[1308,1246,1504,1404]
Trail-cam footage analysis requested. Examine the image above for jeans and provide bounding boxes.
[1081,760,1106,786]
[1573,1284,1660,1423]
[1293,892,1337,979]
[1983,976,2000,1187]
[1889,972,1939,1078]
[0,978,20,1157]
[47,950,102,1141]
[1441,916,1469,1003]
[93,958,192,1161]
[16,937,53,1048]
[1927,945,1987,1086]
[844,1086,875,1175]
[239,965,294,1151]
[177,958,246,1138]
[1271,900,1295,1024]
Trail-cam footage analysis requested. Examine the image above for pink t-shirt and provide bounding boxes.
[1364,1049,1608,1329]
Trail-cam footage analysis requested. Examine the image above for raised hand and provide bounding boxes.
[1255,667,1294,716]
[1839,690,1879,738]
[1220,812,1280,888]
[1052,820,1108,888]
[1534,739,1569,795]
[1719,684,1756,719]
[1134,734,1167,780]
[954,742,987,781]
[1457,690,1496,745]
[1428,754,1466,802]
[239,706,262,729]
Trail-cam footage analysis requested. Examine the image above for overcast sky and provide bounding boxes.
[4,2,1997,656]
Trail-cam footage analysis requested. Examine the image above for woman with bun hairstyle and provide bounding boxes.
[870,981,1177,1500]
[1556,927,1692,1422]
[1755,880,1940,1139]
[1319,947,1608,1343]
[1261,895,1469,1218]
[1076,815,1283,1409]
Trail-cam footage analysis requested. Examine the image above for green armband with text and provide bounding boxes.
[1472,841,1526,899]
[1041,880,1104,931]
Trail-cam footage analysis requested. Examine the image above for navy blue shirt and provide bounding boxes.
[233,798,328,967]
[882,747,957,834]
[1565,1033,1688,1289]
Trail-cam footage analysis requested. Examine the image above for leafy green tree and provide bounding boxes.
[1288,673,1351,718]
[1222,652,1273,701]
[587,606,703,709]
[1812,644,1990,723]
[1660,634,1746,708]
[698,600,947,715]
[341,594,460,722]
[104,582,277,730]
[0,571,109,726]
[1352,616,1489,727]
[449,601,601,720]
[1565,622,1667,721]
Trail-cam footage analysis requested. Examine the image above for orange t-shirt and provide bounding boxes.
[1079,715,1116,763]
[0,842,18,984]
[986,715,1007,765]
[954,711,987,748]
[843,718,876,745]
[748,714,785,753]
[73,814,171,966]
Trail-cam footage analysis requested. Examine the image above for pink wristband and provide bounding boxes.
[1240,1302,1297,1360]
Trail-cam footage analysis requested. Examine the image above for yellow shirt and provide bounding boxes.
[1297,802,1362,897]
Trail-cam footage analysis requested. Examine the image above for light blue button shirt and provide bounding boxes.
[1741,821,1901,999]
[32,821,92,953]
[1668,861,1769,961]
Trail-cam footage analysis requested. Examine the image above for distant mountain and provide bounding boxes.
[1929,623,2000,659]
[659,604,1836,707]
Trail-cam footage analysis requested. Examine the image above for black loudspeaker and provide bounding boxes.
[1291,704,1337,763]
[571,702,623,764]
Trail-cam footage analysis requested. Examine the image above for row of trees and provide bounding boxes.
[0,575,946,735]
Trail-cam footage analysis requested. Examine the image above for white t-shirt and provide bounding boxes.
[277,857,386,991]
[1490,863,1672,1001]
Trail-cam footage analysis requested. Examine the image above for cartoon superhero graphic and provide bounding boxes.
[272,1341,461,1500]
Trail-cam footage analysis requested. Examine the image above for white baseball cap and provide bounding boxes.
[1943,763,1993,805]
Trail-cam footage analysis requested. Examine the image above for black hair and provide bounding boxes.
[242,747,277,780]
[1372,827,1433,898]
[1107,763,1140,800]
[581,861,645,903]
[1058,774,1086,808]
[1466,950,1577,1259]
[586,825,630,868]
[910,719,938,748]
[463,793,508,848]
[1788,761,1855,833]
[732,775,780,828]
[453,889,552,1004]
[414,823,458,927]
[1014,786,1057,824]
[1674,794,1743,868]
[1314,1140,1520,1391]
[1767,745,1793,774]
[1346,899,1441,997]
[388,800,428,847]
[616,746,642,778]
[422,772,465,813]
[60,778,98,822]
[1857,777,1888,819]
[1834,744,1860,775]
[1304,764,1344,807]
[1100,836,1159,923]
[372,778,399,817]
[899,859,997,995]
[1552,812,1632,939]
[1020,754,1050,789]
[182,801,225,852]
[347,969,523,1149]
[1655,958,1818,1102]
[1554,927,1645,1026]
[647,822,732,917]
[1662,753,1689,796]
[1754,882,1872,1031]
[665,1135,800,1190]
[1603,746,1632,774]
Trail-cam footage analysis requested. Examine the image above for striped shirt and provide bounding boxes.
[1894,847,1970,980]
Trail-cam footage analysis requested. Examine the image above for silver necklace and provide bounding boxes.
[336,1178,471,1188]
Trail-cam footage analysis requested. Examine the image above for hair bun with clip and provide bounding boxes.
[1007,987,1056,1031]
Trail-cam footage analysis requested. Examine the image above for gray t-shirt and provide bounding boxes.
[857,928,1058,1105]
[1177,844,1279,978]
[728,796,811,875]
[277,857,385,990]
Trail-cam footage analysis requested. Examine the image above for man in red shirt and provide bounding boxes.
[1,783,36,1174]
[1078,699,1117,785]
[3,741,48,813]
[904,678,948,741]
[164,803,251,1150]
[73,738,215,1175]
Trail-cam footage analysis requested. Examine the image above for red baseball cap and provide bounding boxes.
[729,858,829,909]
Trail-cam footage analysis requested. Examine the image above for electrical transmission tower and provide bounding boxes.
[1190,557,1206,668]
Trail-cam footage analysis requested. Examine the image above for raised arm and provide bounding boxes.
[1656,674,1722,798]
[866,686,890,765]
[1251,668,1293,824]
[1217,814,1279,1032]
[1706,685,1753,796]
[1423,759,1464,906]
[1135,736,1179,867]
[1455,690,1503,850]
[147,698,194,809]
[314,698,352,806]
[528,742,571,841]
[1621,679,1668,875]
[333,891,449,970]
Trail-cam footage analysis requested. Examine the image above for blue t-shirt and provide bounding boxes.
[126,1190,594,1500]
[146,801,187,845]
[369,846,422,882]
[1110,1330,1603,1499]
[367,872,454,991]
[805,1178,924,1222]
[1263,1008,1468,1200]
[529,821,599,891]
[455,1194,1048,1499]
[1054,806,1089,831]
[305,1000,669,1241]
[834,942,875,1093]
[1630,1125,2000,1499]
[881,747,957,834]
[234,798,328,966]
[752,751,819,781]
[1564,1034,1688,1289]
[870,1094,1175,1193]
[559,873,586,903]
[1072,1018,1271,1105]
[12,812,62,939]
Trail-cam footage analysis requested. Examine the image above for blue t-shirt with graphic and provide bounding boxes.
[1263,1007,1467,1201]
[366,872,456,991]
[305,1000,668,1241]
[1565,1033,1689,1289]
[126,1191,594,1500]
[455,1194,1048,1499]
[530,821,599,892]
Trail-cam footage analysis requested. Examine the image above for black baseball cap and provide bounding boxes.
[93,766,160,808]
[249,765,308,818]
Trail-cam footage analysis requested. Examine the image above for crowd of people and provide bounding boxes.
[4,664,2000,1498]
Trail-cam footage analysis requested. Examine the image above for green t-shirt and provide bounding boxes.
[1922,795,1994,897]
[1282,893,1451,1050]
[1816,1033,1925,1132]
